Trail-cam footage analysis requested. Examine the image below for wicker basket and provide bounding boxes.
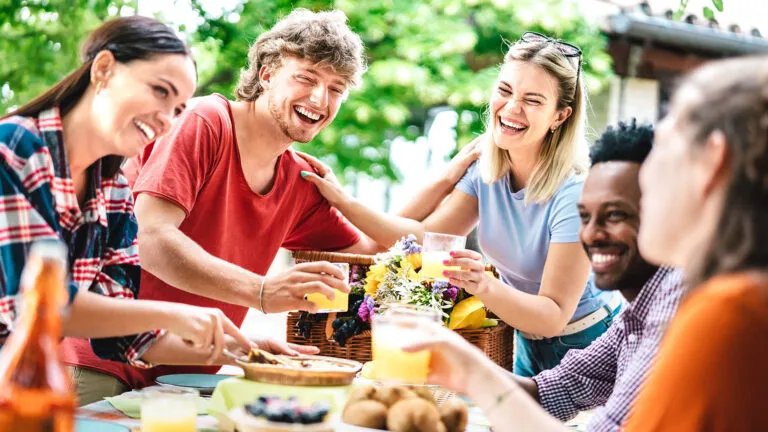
[288,251,515,370]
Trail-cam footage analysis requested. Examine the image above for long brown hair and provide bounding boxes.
[678,57,768,287]
[4,16,191,179]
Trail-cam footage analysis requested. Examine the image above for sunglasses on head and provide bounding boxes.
[519,32,583,95]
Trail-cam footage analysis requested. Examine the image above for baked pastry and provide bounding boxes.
[387,398,446,432]
[439,398,468,432]
[342,399,388,429]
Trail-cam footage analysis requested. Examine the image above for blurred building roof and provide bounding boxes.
[587,0,768,55]
[605,12,768,55]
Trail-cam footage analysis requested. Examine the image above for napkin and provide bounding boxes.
[105,391,209,419]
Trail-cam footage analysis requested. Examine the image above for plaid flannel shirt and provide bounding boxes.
[0,108,162,367]
[533,267,684,432]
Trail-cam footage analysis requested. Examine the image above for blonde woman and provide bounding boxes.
[302,32,622,376]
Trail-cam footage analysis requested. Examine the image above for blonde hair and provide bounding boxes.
[480,38,589,204]
[235,9,366,101]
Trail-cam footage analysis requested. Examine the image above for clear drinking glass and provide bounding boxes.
[372,304,441,385]
[140,386,198,432]
[420,232,467,281]
[306,262,350,312]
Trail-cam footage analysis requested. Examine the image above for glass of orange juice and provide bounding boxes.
[372,304,441,384]
[419,232,467,281]
[306,262,350,312]
[140,386,198,432]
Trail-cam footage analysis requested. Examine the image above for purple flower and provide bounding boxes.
[358,295,376,322]
[400,234,422,256]
[432,280,450,290]
[406,244,422,255]
[442,287,458,302]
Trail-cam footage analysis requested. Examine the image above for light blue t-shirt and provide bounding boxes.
[456,162,620,320]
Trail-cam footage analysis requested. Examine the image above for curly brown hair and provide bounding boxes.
[235,9,366,101]
[677,56,768,287]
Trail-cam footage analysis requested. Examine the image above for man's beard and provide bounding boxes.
[268,94,312,143]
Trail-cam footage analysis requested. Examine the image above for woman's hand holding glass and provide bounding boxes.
[442,249,493,295]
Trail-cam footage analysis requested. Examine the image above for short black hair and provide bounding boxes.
[590,119,654,166]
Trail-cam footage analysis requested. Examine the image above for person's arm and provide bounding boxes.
[135,194,349,313]
[445,180,591,336]
[470,369,565,432]
[405,322,568,432]
[531,317,622,420]
[396,136,484,221]
[299,145,481,250]
[303,185,479,251]
[298,136,482,224]
[65,291,252,365]
[76,196,252,365]
[446,242,590,337]
[134,194,262,307]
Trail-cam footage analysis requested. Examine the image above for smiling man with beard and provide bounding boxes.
[61,9,384,402]
[510,119,685,431]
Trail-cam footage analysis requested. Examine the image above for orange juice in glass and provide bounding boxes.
[419,232,467,280]
[306,262,350,312]
[141,386,198,432]
[372,304,441,384]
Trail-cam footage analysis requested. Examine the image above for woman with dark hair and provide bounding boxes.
[0,16,251,404]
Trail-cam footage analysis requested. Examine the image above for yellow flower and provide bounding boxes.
[406,253,422,272]
[364,264,386,296]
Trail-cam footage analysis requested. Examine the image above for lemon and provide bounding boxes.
[448,296,486,329]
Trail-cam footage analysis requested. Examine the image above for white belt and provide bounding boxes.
[519,295,623,341]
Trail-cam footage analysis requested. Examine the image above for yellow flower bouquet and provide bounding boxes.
[329,235,497,347]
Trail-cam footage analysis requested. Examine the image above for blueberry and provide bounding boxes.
[265,405,285,422]
[244,403,265,417]
[301,411,325,424]
[286,409,301,423]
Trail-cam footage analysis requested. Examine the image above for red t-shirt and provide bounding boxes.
[60,94,360,388]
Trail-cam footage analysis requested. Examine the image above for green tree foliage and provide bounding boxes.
[0,0,137,111]
[2,0,612,182]
[191,0,612,182]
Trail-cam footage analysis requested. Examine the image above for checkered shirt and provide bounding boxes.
[0,108,162,367]
[533,267,684,431]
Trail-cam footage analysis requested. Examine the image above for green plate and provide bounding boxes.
[75,418,130,432]
[156,373,229,395]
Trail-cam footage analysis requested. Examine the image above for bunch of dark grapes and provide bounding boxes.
[330,297,370,346]
[294,312,323,339]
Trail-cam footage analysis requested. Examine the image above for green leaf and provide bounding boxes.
[672,9,685,21]
[703,6,715,20]
[712,0,724,12]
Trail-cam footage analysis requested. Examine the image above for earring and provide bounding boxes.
[95,82,103,95]
[551,126,558,133]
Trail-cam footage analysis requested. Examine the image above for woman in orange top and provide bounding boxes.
[624,56,768,430]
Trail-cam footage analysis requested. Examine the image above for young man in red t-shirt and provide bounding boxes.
[62,9,382,402]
